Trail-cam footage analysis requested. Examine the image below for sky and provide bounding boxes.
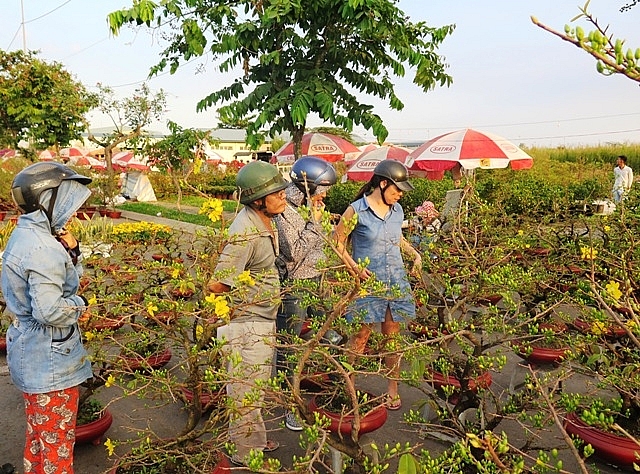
[1,0,639,148]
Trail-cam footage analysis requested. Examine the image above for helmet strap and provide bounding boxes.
[379,182,392,207]
[44,186,59,234]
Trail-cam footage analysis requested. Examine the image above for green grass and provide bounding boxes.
[118,201,236,227]
[163,195,239,212]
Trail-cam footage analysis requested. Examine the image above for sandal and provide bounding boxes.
[384,394,402,411]
[264,439,280,452]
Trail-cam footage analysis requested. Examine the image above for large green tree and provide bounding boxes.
[0,49,94,156]
[107,0,454,159]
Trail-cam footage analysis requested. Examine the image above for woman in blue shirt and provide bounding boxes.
[334,160,421,410]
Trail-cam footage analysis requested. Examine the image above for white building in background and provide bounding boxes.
[77,127,273,164]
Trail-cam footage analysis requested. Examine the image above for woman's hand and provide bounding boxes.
[410,255,423,278]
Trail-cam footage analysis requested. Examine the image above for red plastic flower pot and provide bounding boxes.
[564,412,640,467]
[75,409,113,446]
[308,392,388,435]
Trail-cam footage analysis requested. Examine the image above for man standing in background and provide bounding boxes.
[613,155,633,203]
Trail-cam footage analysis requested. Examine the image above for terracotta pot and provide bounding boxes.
[308,392,388,435]
[76,409,113,446]
[170,288,195,299]
[573,318,627,339]
[76,210,95,220]
[98,208,109,217]
[512,342,570,365]
[0,211,6,221]
[9,216,18,224]
[408,320,448,339]
[564,412,640,467]
[81,313,126,332]
[428,369,493,393]
[120,347,172,371]
[527,247,551,256]
[0,336,6,352]
[476,294,502,306]
[105,210,122,219]
[181,386,225,411]
[300,372,332,392]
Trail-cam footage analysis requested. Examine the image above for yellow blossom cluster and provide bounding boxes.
[198,198,224,223]
[111,221,172,243]
[580,246,598,260]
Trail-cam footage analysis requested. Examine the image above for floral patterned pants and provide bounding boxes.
[23,387,79,474]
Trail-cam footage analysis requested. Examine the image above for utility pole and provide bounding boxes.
[20,0,27,52]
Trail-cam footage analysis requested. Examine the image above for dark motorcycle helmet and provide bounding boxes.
[373,160,414,192]
[11,162,92,214]
[236,161,289,205]
[290,156,337,196]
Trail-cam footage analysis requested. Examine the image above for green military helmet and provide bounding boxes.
[236,161,290,205]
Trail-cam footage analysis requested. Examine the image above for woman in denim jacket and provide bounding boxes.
[1,163,92,474]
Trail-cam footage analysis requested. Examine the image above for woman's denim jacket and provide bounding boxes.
[1,210,92,393]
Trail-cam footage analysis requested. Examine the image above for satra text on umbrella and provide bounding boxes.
[274,132,361,163]
[347,146,411,181]
[406,128,533,176]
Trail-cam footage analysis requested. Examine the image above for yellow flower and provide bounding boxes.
[214,298,230,318]
[105,374,116,388]
[580,246,598,260]
[604,225,611,232]
[104,438,116,456]
[517,230,524,236]
[199,199,224,223]
[84,331,95,341]
[88,295,97,306]
[236,270,255,286]
[591,321,607,336]
[147,303,159,317]
[195,324,204,339]
[606,281,623,300]
[205,295,230,319]
[171,268,181,279]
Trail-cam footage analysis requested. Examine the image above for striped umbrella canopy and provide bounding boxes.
[406,128,533,177]
[274,132,361,163]
[38,150,57,161]
[346,146,411,181]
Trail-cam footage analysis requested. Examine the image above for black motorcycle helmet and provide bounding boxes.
[373,160,414,192]
[11,162,92,214]
[290,156,337,196]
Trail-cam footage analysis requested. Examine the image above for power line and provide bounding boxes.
[24,0,72,24]
[382,112,640,133]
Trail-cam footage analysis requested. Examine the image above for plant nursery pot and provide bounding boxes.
[308,392,388,435]
[105,210,122,219]
[76,210,95,220]
[81,313,126,332]
[120,347,172,371]
[407,320,448,339]
[573,318,627,339]
[0,211,6,221]
[75,409,113,446]
[564,412,640,467]
[427,369,493,393]
[476,294,503,306]
[181,386,225,411]
[0,337,6,352]
[512,342,571,365]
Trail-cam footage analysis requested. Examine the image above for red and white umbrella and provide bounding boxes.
[406,129,533,176]
[59,147,88,160]
[274,132,361,163]
[346,146,411,181]
[38,150,57,161]
[112,151,150,171]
